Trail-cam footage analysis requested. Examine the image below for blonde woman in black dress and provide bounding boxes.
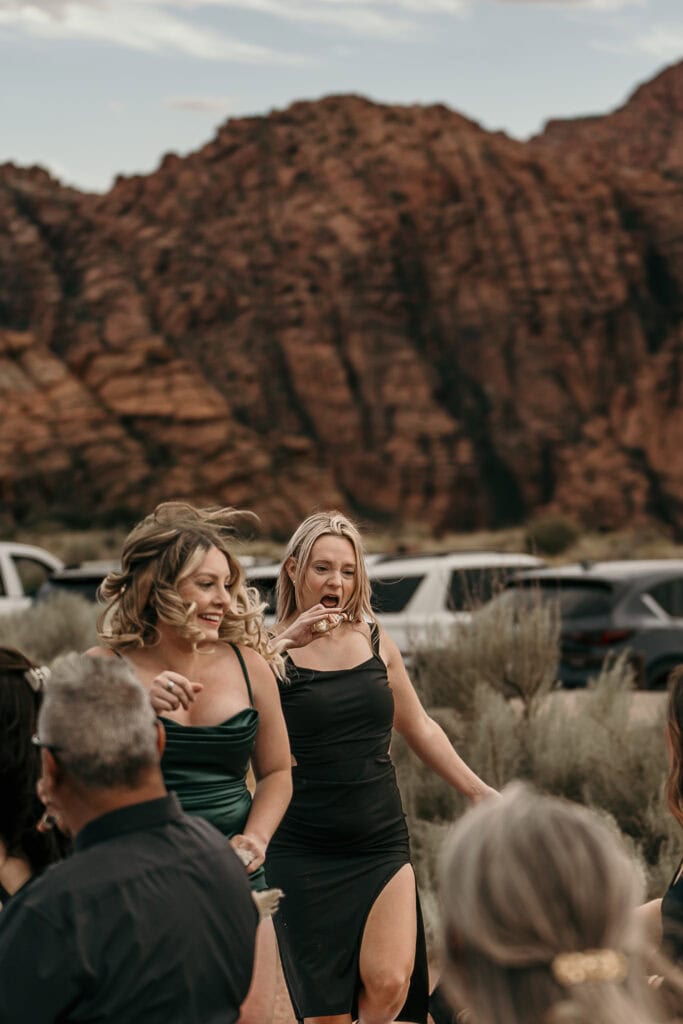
[266,511,496,1024]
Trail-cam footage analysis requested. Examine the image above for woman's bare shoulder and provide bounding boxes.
[84,645,116,658]
[230,643,272,673]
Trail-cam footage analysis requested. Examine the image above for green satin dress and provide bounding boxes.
[160,644,266,891]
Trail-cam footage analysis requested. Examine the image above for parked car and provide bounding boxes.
[493,559,683,689]
[246,561,282,619]
[368,551,545,654]
[36,560,118,604]
[0,542,63,615]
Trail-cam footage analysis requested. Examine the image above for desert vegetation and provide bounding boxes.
[8,519,683,567]
[0,593,98,663]
[395,596,675,940]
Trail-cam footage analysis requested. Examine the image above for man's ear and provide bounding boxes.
[42,748,61,791]
[156,719,166,757]
[285,557,297,584]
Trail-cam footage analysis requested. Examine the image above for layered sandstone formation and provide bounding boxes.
[1,63,682,536]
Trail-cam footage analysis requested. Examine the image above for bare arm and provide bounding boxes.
[230,649,292,872]
[382,628,496,803]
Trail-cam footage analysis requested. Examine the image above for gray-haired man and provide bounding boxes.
[0,654,259,1024]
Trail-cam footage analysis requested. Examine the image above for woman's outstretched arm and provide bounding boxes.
[382,627,496,803]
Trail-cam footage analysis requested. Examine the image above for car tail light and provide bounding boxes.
[562,629,634,646]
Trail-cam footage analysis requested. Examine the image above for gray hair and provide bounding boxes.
[38,654,158,789]
[440,783,661,1024]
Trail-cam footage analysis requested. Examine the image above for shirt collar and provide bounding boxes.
[75,793,183,852]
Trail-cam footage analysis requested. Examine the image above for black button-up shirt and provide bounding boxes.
[0,794,258,1023]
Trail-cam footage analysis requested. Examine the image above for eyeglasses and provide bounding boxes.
[31,734,62,754]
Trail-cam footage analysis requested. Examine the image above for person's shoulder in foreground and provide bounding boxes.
[0,653,258,1024]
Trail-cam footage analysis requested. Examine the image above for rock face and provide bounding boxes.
[1,63,682,536]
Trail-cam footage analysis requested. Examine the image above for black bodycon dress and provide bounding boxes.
[266,626,428,1023]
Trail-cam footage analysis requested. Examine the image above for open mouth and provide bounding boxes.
[321,595,340,608]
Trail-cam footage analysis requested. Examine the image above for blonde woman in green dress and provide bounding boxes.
[88,502,292,1024]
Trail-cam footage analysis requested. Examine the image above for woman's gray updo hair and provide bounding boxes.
[439,783,663,1024]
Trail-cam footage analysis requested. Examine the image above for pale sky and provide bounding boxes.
[1,0,681,193]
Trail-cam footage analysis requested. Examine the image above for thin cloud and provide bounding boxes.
[0,0,470,44]
[599,24,683,60]
[493,0,644,8]
[176,0,423,37]
[165,95,234,113]
[0,1,309,61]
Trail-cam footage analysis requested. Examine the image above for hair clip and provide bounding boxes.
[25,666,51,693]
[551,949,628,986]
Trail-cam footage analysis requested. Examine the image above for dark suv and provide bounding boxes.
[495,560,683,689]
[36,561,119,604]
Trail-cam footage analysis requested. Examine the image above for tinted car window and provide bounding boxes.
[12,557,52,598]
[247,576,278,616]
[504,580,614,618]
[40,576,106,602]
[649,578,683,618]
[448,568,516,610]
[370,575,423,614]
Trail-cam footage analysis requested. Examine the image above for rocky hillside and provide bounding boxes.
[1,63,682,536]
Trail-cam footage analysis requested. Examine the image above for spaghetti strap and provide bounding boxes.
[230,644,254,707]
[370,622,381,656]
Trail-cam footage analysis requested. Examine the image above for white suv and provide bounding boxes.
[369,551,545,653]
[0,542,64,615]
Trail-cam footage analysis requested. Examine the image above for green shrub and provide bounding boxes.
[525,514,581,556]
[0,594,99,664]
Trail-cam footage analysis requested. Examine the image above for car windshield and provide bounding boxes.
[501,579,615,619]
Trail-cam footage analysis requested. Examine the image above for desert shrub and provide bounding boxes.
[0,593,98,664]
[396,648,677,943]
[525,514,581,555]
[411,589,560,718]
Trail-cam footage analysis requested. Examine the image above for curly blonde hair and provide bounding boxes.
[97,502,279,668]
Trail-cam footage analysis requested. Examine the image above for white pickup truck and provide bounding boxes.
[0,542,63,615]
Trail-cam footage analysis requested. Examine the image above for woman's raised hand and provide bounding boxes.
[279,605,346,650]
[149,670,203,714]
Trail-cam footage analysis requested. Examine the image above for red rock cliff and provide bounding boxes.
[1,64,682,536]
